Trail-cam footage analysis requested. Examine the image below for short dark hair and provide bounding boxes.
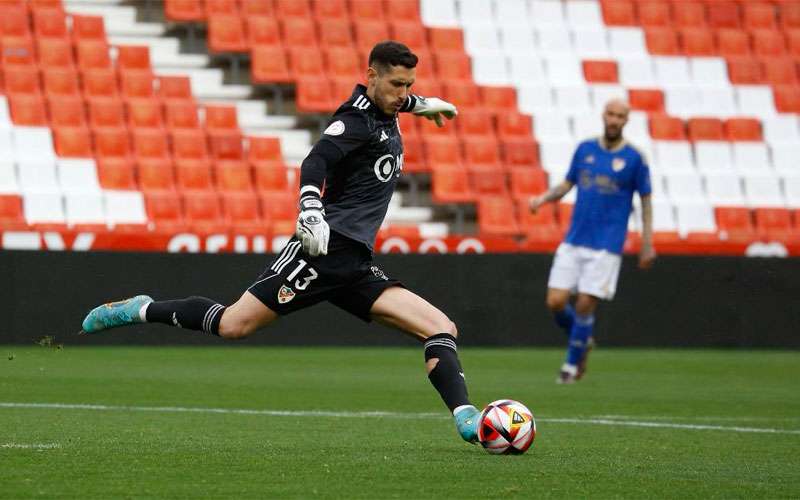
[368,41,418,73]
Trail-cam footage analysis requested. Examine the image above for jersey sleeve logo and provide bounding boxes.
[323,120,345,136]
[612,158,626,172]
[352,95,371,110]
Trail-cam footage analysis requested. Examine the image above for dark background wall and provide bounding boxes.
[1,250,798,348]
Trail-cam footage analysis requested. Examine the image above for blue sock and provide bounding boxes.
[553,304,575,334]
[565,313,594,366]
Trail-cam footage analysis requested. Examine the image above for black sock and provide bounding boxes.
[424,333,471,412]
[145,296,225,336]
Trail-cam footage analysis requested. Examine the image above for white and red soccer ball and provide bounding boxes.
[477,399,536,455]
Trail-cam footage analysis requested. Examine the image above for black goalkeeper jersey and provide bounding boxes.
[317,84,405,251]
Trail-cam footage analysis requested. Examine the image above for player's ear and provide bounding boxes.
[367,66,378,84]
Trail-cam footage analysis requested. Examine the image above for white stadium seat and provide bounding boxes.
[654,141,695,170]
[572,28,610,58]
[554,85,592,114]
[544,56,585,85]
[651,199,677,231]
[736,85,777,116]
[665,171,706,203]
[17,160,59,193]
[624,112,652,144]
[732,143,771,171]
[0,160,18,194]
[462,23,502,54]
[529,0,566,27]
[458,0,494,23]
[675,202,717,234]
[57,159,102,194]
[654,57,692,86]
[781,173,800,208]
[664,86,702,118]
[618,58,656,86]
[698,86,738,117]
[608,28,647,57]
[690,58,729,86]
[762,116,800,146]
[509,55,547,86]
[536,27,573,53]
[694,141,733,171]
[12,127,56,163]
[565,0,603,29]
[532,113,573,141]
[494,0,528,21]
[743,173,784,208]
[572,114,603,139]
[0,96,10,124]
[539,139,575,173]
[470,52,510,85]
[0,127,14,162]
[65,192,106,226]
[421,0,459,27]
[517,84,554,114]
[23,191,65,224]
[105,191,148,226]
[705,172,745,205]
[591,84,627,110]
[770,144,800,172]
[500,24,536,54]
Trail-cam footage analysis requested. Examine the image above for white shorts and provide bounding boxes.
[547,243,622,300]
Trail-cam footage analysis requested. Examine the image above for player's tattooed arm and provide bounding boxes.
[529,181,574,213]
[639,195,656,269]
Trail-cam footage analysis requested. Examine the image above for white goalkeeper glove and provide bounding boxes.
[412,96,458,127]
[295,196,329,257]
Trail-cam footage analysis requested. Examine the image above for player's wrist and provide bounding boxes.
[299,185,324,215]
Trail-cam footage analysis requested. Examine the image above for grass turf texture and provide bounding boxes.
[1,346,799,499]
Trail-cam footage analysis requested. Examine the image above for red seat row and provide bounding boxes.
[166,0,421,23]
[649,115,764,141]
[645,26,800,57]
[716,206,800,239]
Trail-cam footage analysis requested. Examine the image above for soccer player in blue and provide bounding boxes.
[529,99,656,384]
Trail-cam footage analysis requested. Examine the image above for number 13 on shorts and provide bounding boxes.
[286,259,318,291]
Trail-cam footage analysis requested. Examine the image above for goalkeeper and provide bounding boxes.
[80,42,482,444]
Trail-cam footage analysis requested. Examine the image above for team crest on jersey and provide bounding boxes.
[612,158,626,172]
[324,120,345,136]
[278,285,296,304]
[585,155,595,163]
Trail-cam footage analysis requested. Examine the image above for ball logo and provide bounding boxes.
[373,154,403,182]
[323,120,345,136]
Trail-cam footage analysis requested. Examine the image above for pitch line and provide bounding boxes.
[1,402,799,436]
[1,443,60,449]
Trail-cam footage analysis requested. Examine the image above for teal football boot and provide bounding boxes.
[80,295,153,334]
[454,405,480,444]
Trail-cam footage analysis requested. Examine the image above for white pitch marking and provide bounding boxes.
[1,443,60,449]
[1,402,799,436]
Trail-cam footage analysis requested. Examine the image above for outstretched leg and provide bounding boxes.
[370,286,479,443]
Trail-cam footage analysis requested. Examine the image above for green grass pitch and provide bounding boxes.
[1,346,799,499]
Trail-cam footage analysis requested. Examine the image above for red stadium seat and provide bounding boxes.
[706,1,741,29]
[354,21,390,52]
[176,163,214,191]
[386,0,421,22]
[289,47,326,78]
[183,190,225,232]
[48,97,86,127]
[424,136,462,166]
[781,2,800,30]
[755,208,792,238]
[649,115,686,140]
[33,8,68,40]
[54,127,93,157]
[785,30,800,57]
[241,0,275,16]
[501,138,540,168]
[313,0,349,20]
[481,86,517,114]
[478,196,520,237]
[37,38,74,68]
[281,17,318,48]
[247,136,285,168]
[434,53,472,82]
[134,129,171,161]
[206,0,238,15]
[715,207,755,237]
[251,46,292,83]
[94,127,132,159]
[165,101,200,130]
[164,0,206,22]
[517,197,557,227]
[71,15,106,42]
[349,0,385,22]
[558,203,574,230]
[83,69,119,99]
[0,5,31,39]
[222,192,265,231]
[638,1,671,27]
[209,133,244,161]
[204,104,238,132]
[716,29,751,57]
[208,15,248,53]
[680,28,715,56]
[762,57,799,85]
[645,28,680,55]
[138,161,177,193]
[76,40,111,70]
[629,89,665,112]
[247,16,282,48]
[601,0,636,26]
[127,98,164,130]
[431,165,474,204]
[120,71,156,100]
[673,2,706,28]
[443,82,481,110]
[317,19,355,48]
[428,27,465,52]
[325,47,361,81]
[145,191,185,231]
[496,112,533,139]
[390,22,428,52]
[173,129,210,164]
[254,164,289,193]
[687,117,724,141]
[116,46,151,72]
[744,2,776,30]
[752,30,786,57]
[4,66,42,97]
[158,75,193,102]
[582,60,619,83]
[88,98,124,129]
[0,195,25,228]
[464,138,502,170]
[216,162,253,192]
[510,167,548,200]
[275,0,311,19]
[8,95,48,126]
[400,136,426,173]
[773,85,800,113]
[43,68,80,98]
[259,191,298,229]
[2,37,36,67]
[725,118,762,141]
[456,111,495,138]
[96,159,136,190]
[470,168,508,196]
[727,57,764,84]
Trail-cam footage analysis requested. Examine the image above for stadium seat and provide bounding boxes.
[773,85,800,113]
[88,98,124,130]
[787,30,800,57]
[176,162,213,191]
[96,159,136,190]
[762,57,799,85]
[116,46,151,72]
[48,97,86,128]
[53,127,93,158]
[566,0,604,28]
[276,0,311,19]
[664,171,705,203]
[247,136,284,168]
[259,191,297,230]
[354,21,390,52]
[480,87,517,115]
[37,38,74,68]
[470,168,508,196]
[254,164,289,193]
[134,129,171,161]
[241,0,275,16]
[688,118,724,141]
[289,48,326,79]
[281,18,318,49]
[173,129,210,162]
[744,2,776,30]
[478,196,520,237]
[680,28,715,56]
[654,140,694,169]
[390,22,428,52]
[401,136,426,173]
[138,160,176,193]
[127,99,164,131]
[644,28,680,55]
[706,1,741,29]
[431,165,474,204]
[216,162,253,192]
[744,173,784,207]
[296,78,336,113]
[221,192,265,232]
[583,60,618,83]
[754,208,792,237]
[165,101,200,130]
[510,167,548,200]
[246,16,282,48]
[456,111,494,138]
[209,133,244,161]
[752,30,786,57]
[725,118,762,141]
[208,15,248,53]
[0,195,25,227]
[638,1,671,27]
[313,0,348,20]
[715,206,755,237]
[250,46,292,84]
[23,191,65,226]
[76,40,111,71]
[428,28,464,53]
[18,159,58,193]
[618,57,657,86]
[0,5,31,39]
[676,202,717,234]
[43,68,81,98]
[164,0,206,22]
[145,191,185,230]
[716,29,751,57]
[629,89,664,112]
[705,172,744,205]
[443,83,481,110]
[4,67,42,97]
[350,0,386,22]
[696,141,734,171]
[33,7,68,40]
[386,0,421,22]
[649,115,686,140]
[434,53,472,83]
[206,0,238,15]
[325,48,361,82]
[496,112,533,139]
[317,19,355,48]
[771,144,800,172]
[601,0,636,26]
[727,57,764,84]
[737,85,777,115]
[1,37,36,68]
[733,142,770,171]
[82,69,119,99]
[158,76,193,103]
[58,158,102,193]
[424,136,461,167]
[501,138,540,168]
[464,139,502,170]
[120,71,156,100]
[204,105,238,133]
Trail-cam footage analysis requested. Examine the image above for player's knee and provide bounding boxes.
[217,314,255,340]
[440,319,458,338]
[546,294,568,312]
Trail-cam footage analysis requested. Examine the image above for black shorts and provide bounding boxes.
[248,231,403,322]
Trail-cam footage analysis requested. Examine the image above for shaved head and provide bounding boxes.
[602,99,629,144]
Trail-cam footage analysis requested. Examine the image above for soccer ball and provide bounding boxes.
[477,399,536,455]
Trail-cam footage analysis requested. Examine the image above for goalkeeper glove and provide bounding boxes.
[295,195,329,257]
[412,96,458,127]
